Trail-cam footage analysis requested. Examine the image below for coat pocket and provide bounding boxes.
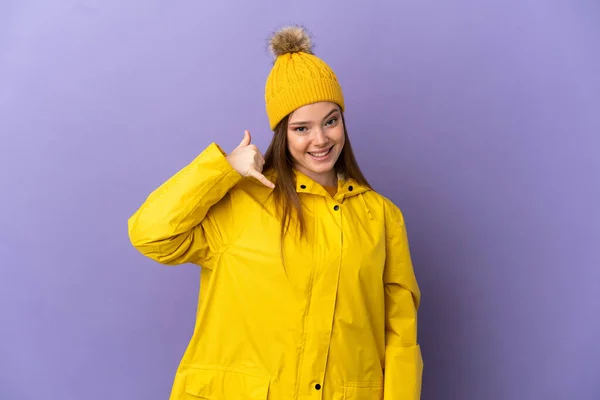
[184,367,270,400]
[343,382,384,400]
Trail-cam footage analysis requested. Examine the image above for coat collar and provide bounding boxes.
[262,168,371,201]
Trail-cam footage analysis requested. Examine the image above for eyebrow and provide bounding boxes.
[288,108,340,126]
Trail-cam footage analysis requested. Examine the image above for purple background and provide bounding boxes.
[1,1,599,399]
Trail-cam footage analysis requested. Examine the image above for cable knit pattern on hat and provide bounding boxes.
[265,26,345,130]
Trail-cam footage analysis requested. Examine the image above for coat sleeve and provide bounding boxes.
[383,200,423,399]
[127,143,242,268]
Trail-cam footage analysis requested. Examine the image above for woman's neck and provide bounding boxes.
[298,168,337,188]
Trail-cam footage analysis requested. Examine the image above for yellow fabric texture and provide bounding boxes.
[128,143,423,399]
[265,51,345,130]
[323,185,337,197]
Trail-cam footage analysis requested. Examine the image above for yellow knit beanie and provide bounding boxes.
[265,26,345,131]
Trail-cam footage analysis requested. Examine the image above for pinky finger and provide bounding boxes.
[249,169,275,189]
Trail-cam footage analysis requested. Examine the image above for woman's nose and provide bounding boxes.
[313,129,328,145]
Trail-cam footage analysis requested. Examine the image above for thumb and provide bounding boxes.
[238,130,251,147]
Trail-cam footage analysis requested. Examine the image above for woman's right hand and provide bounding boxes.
[226,130,275,189]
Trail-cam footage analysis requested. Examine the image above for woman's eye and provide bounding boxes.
[326,117,337,126]
[295,127,307,132]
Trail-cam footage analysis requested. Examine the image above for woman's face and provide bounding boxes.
[286,102,345,185]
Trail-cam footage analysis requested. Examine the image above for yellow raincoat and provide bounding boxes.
[128,143,423,399]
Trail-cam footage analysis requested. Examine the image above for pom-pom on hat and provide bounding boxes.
[264,25,345,130]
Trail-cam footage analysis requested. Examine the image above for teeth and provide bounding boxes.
[309,148,331,157]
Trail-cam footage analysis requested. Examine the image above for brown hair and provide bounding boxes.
[263,111,371,244]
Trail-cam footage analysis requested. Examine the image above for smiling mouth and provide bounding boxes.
[308,146,333,158]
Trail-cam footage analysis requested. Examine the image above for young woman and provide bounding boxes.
[128,25,423,400]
